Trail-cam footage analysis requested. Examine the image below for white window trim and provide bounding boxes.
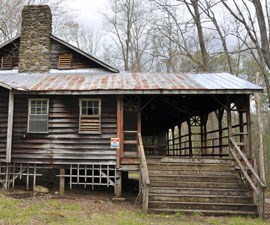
[79,98,101,134]
[27,98,49,134]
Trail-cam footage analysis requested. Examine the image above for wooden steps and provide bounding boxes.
[147,158,258,217]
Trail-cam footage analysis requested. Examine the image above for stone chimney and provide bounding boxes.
[19,5,52,73]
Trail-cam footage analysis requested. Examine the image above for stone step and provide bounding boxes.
[148,208,258,217]
[149,175,240,183]
[149,194,253,204]
[149,187,249,196]
[150,181,244,189]
[148,201,257,212]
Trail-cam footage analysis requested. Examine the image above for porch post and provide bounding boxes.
[6,90,14,163]
[115,95,123,197]
[187,118,193,157]
[217,109,224,157]
[245,96,253,160]
[226,98,233,152]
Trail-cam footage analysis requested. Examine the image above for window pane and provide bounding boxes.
[82,101,87,108]
[29,115,48,132]
[93,108,99,114]
[82,108,87,115]
[87,108,94,115]
[93,101,99,107]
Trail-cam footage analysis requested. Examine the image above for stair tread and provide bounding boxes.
[149,200,256,206]
[148,208,258,215]
[150,187,248,191]
[149,193,251,198]
[149,174,237,178]
[146,158,257,216]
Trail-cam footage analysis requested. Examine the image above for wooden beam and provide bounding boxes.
[226,98,233,153]
[6,90,14,163]
[217,109,224,157]
[187,118,193,157]
[178,124,182,156]
[59,168,65,196]
[245,95,253,160]
[117,95,124,168]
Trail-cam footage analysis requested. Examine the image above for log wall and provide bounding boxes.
[11,95,117,165]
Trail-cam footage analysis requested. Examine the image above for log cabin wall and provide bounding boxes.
[0,38,104,70]
[11,95,117,165]
[50,39,103,69]
[0,88,9,160]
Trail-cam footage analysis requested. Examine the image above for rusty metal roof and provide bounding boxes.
[0,70,262,94]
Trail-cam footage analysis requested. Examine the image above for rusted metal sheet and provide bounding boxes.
[0,71,262,94]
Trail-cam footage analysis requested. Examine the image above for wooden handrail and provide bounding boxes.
[229,137,266,219]
[137,132,150,212]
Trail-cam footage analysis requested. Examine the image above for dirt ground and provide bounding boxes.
[0,185,269,225]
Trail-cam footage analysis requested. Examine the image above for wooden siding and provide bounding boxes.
[11,95,117,165]
[50,39,103,69]
[0,38,104,70]
[0,38,20,69]
[0,88,9,161]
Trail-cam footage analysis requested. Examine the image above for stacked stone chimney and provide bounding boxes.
[19,5,52,73]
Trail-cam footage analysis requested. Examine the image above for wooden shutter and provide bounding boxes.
[1,56,12,69]
[58,54,72,69]
[80,115,101,133]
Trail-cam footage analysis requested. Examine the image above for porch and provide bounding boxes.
[116,94,266,218]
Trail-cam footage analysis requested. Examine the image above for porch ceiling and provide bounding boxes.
[141,94,228,135]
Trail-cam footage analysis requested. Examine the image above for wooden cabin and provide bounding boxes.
[0,5,266,218]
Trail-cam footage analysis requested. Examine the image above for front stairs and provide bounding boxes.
[147,158,258,216]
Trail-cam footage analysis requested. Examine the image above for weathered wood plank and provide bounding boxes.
[6,91,14,162]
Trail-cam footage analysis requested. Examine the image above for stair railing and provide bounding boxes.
[137,132,150,212]
[229,137,266,219]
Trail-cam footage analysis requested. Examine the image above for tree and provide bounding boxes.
[221,0,270,105]
[104,0,154,72]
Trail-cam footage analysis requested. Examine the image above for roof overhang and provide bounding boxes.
[12,89,262,95]
[0,81,12,90]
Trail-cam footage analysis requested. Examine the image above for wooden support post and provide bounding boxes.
[178,124,182,156]
[227,99,233,153]
[6,90,14,163]
[59,168,65,196]
[166,130,170,155]
[187,118,193,157]
[114,170,122,198]
[172,127,175,156]
[238,111,246,156]
[217,109,224,157]
[245,96,253,160]
[117,95,124,168]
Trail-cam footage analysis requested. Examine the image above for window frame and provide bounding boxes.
[79,98,101,134]
[27,98,49,134]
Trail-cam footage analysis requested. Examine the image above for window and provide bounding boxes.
[58,54,72,69]
[1,56,12,70]
[79,99,101,133]
[28,99,49,133]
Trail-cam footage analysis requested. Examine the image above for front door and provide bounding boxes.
[123,96,139,157]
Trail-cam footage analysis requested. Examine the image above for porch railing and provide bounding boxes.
[229,137,266,219]
[138,132,150,212]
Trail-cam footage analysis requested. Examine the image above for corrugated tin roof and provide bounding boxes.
[0,70,262,94]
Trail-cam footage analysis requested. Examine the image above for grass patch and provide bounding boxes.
[0,191,268,225]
